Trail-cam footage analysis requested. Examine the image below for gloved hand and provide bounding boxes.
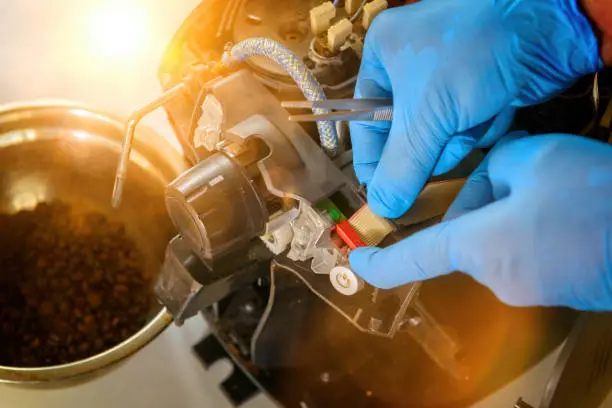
[350,134,612,310]
[351,0,602,218]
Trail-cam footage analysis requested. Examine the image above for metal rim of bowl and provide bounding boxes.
[0,101,185,383]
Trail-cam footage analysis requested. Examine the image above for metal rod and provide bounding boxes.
[281,98,392,110]
[111,83,187,208]
[289,108,393,122]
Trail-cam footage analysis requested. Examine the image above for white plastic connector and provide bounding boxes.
[310,2,337,35]
[345,0,360,15]
[287,204,333,262]
[260,224,294,255]
[363,0,387,30]
[327,18,353,51]
[330,265,365,296]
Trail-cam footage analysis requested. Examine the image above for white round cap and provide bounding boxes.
[330,265,364,296]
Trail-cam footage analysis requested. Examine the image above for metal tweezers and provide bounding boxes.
[281,98,393,122]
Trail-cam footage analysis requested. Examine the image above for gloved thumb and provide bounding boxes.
[348,221,457,288]
[349,199,507,288]
[350,132,526,288]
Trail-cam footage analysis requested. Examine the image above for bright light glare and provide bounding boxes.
[72,130,91,141]
[89,4,148,57]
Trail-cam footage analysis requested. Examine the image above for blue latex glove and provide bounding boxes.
[350,134,612,310]
[350,0,602,218]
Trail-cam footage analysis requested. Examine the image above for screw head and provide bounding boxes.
[408,316,422,327]
[243,302,255,313]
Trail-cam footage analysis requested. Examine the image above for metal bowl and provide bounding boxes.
[0,102,185,383]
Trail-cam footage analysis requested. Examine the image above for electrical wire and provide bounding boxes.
[224,38,339,155]
[349,0,369,23]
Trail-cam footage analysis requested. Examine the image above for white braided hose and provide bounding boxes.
[223,38,339,155]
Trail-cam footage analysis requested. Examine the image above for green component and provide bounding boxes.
[316,199,346,222]
[329,208,343,222]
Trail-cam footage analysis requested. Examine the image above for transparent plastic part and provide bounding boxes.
[287,204,333,262]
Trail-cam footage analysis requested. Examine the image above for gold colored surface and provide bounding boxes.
[348,204,394,247]
[0,102,185,383]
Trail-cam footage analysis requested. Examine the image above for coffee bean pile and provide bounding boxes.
[0,202,155,367]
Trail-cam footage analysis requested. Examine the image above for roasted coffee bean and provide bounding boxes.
[0,202,154,367]
[86,293,102,309]
[39,301,54,317]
